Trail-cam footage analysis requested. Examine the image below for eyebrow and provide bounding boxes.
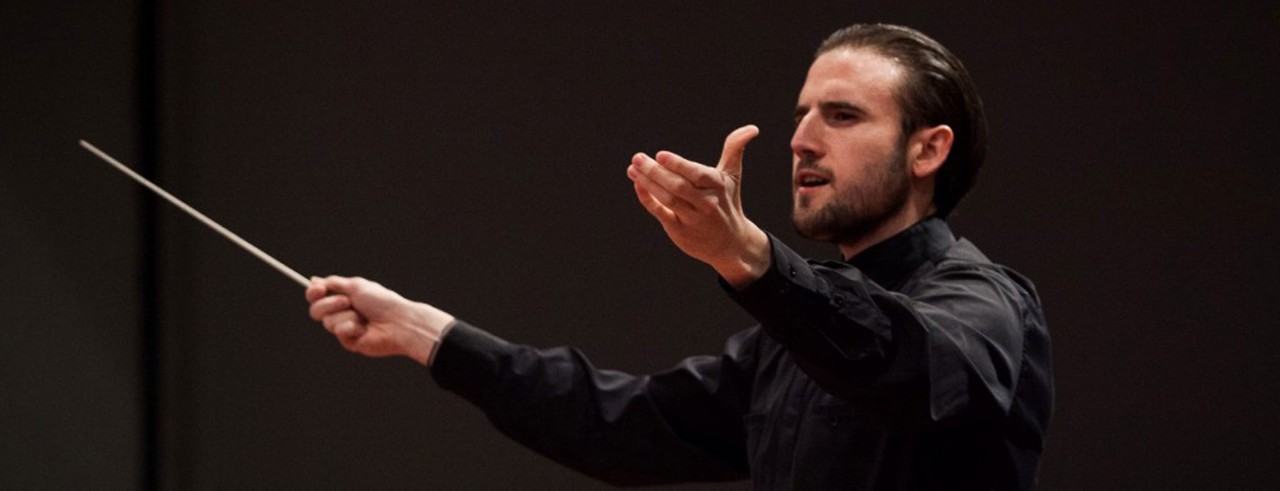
[794,100,868,120]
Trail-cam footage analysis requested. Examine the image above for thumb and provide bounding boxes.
[306,277,328,302]
[717,124,760,178]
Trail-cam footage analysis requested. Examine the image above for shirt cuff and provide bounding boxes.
[722,234,825,342]
[429,320,514,405]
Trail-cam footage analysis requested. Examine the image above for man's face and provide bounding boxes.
[790,48,912,244]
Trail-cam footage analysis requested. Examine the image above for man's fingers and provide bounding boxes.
[306,277,328,302]
[629,157,693,210]
[717,124,760,177]
[633,181,678,223]
[654,151,719,189]
[633,152,714,207]
[630,153,699,211]
[334,317,366,339]
[319,275,363,295]
[310,294,351,321]
[322,310,360,334]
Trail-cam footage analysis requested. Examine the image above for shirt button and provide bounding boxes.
[789,266,797,278]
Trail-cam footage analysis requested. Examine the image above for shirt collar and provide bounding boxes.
[845,216,956,288]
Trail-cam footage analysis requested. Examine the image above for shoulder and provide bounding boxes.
[906,238,1040,304]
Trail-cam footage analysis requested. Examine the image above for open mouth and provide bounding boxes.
[795,170,831,189]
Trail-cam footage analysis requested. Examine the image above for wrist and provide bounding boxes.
[717,227,772,290]
[407,302,456,366]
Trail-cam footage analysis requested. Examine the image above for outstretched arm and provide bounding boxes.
[304,278,757,485]
[626,125,771,289]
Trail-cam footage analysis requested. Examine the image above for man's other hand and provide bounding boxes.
[306,276,455,365]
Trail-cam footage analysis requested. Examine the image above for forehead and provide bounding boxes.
[798,48,904,115]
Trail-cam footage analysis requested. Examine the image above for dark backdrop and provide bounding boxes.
[3,1,1277,489]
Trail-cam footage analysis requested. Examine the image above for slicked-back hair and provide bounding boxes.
[817,24,988,219]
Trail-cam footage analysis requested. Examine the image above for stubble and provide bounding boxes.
[791,144,911,245]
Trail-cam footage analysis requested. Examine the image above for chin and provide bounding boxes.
[791,211,835,242]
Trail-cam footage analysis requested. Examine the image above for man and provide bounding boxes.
[307,23,1052,490]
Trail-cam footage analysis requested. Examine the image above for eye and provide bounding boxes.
[829,111,857,123]
[816,102,863,126]
[793,109,808,127]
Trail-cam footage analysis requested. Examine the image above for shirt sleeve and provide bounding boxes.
[429,321,760,486]
[728,235,1035,432]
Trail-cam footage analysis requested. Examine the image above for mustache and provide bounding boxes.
[796,155,832,175]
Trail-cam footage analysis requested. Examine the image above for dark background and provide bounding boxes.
[3,1,1277,489]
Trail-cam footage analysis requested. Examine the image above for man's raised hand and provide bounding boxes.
[626,125,771,289]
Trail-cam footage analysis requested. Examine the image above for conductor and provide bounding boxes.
[306,23,1053,490]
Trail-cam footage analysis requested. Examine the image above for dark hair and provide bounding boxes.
[817,24,987,219]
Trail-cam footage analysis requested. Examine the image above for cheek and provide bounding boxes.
[827,156,870,185]
[832,136,898,179]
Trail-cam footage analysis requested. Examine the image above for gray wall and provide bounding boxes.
[3,1,1277,489]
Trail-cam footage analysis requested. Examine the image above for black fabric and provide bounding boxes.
[431,217,1053,490]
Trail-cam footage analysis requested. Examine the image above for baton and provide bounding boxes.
[79,140,310,288]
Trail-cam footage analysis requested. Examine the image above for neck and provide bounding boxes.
[837,195,936,259]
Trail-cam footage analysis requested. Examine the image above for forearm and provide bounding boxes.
[727,235,1027,427]
[430,322,749,485]
[710,226,772,290]
[729,240,900,391]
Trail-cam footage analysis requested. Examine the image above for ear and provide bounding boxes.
[909,125,954,179]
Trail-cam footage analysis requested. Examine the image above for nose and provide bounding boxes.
[790,110,823,160]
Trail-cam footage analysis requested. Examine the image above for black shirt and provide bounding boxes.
[431,218,1053,489]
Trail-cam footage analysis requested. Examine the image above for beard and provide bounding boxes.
[791,143,911,245]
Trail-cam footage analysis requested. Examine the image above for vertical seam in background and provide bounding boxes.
[136,0,161,489]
